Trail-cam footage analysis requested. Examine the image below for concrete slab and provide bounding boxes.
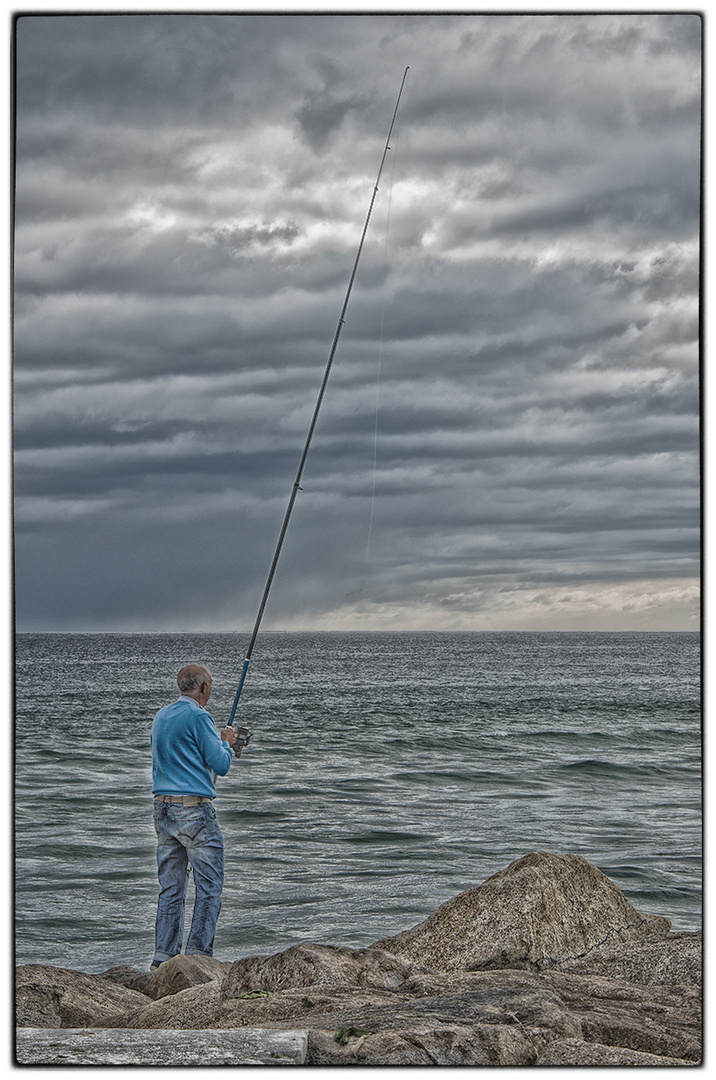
[16,1027,308,1066]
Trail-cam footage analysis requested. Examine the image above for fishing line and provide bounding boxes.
[366,109,403,562]
[227,67,410,754]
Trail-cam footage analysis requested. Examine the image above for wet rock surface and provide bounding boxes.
[15,852,702,1066]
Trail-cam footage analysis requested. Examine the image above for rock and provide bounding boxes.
[373,851,671,972]
[539,969,701,1063]
[121,982,224,1029]
[222,942,421,999]
[535,1037,697,1066]
[16,1027,308,1065]
[198,984,406,1030]
[15,981,62,1029]
[292,967,700,1065]
[303,968,699,1064]
[99,965,155,998]
[287,968,583,1065]
[307,1021,537,1066]
[14,852,702,1066]
[16,965,152,1029]
[558,930,702,987]
[101,954,232,1000]
[117,952,699,1066]
[142,954,232,1000]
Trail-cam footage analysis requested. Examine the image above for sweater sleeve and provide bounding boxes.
[194,711,233,776]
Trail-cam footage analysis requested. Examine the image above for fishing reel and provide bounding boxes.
[233,726,253,758]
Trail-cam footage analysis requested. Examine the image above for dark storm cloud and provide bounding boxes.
[13,11,701,631]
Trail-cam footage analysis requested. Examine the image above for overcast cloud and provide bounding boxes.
[13,11,701,632]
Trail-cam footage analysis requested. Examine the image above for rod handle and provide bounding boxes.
[228,657,251,726]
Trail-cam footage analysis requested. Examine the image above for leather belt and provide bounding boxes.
[154,795,213,806]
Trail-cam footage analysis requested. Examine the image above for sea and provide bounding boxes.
[15,631,702,974]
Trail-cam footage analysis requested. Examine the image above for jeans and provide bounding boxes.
[152,800,224,964]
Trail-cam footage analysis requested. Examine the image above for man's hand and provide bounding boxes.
[220,726,237,746]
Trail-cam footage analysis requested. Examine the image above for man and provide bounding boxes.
[151,663,236,969]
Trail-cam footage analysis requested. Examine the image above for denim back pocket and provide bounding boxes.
[175,805,209,843]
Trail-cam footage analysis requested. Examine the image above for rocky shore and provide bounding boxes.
[16,851,702,1066]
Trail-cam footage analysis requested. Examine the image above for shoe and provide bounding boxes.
[150,961,163,971]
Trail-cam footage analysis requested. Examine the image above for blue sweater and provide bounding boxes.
[151,696,232,799]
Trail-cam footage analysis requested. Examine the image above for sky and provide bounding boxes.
[12,8,702,633]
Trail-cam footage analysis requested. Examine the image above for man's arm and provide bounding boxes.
[195,713,235,776]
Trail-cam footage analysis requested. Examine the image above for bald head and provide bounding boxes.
[177,664,212,706]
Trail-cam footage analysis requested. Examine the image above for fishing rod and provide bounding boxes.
[228,66,410,756]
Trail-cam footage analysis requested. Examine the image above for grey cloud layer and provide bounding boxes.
[13,12,700,631]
